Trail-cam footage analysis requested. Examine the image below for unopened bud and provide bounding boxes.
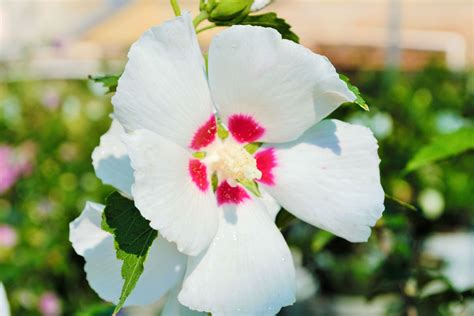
[205,0,253,22]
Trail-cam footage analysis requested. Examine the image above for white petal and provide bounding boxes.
[69,202,187,306]
[162,285,206,316]
[92,119,133,195]
[263,120,385,242]
[0,283,10,316]
[113,12,214,148]
[208,26,355,143]
[251,0,272,11]
[128,237,187,305]
[260,188,280,221]
[179,199,295,316]
[69,201,110,256]
[124,129,219,256]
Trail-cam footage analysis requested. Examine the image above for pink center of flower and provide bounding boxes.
[228,114,265,143]
[190,115,217,150]
[216,181,250,206]
[255,148,277,186]
[188,159,209,192]
[188,113,273,205]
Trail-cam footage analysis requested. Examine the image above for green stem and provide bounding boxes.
[193,10,209,28]
[196,24,218,34]
[385,193,418,212]
[169,0,181,16]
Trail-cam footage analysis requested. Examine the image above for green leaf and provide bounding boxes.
[339,74,369,111]
[311,230,335,253]
[242,13,299,43]
[199,0,207,11]
[89,74,120,94]
[75,304,114,316]
[102,192,158,315]
[244,142,262,154]
[237,179,261,197]
[276,209,296,230]
[405,127,474,172]
[216,12,299,43]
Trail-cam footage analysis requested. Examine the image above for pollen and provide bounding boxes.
[207,141,262,183]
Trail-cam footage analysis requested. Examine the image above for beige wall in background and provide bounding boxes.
[1,0,473,77]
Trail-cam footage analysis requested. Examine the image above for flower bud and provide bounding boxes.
[205,0,253,22]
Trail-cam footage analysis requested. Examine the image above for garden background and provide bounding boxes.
[0,0,473,315]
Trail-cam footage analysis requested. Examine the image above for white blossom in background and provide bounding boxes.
[424,232,474,292]
[349,112,394,140]
[418,188,445,220]
[0,283,10,316]
[291,249,318,302]
[73,11,384,316]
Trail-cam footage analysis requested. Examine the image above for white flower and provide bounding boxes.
[0,283,10,316]
[89,12,384,315]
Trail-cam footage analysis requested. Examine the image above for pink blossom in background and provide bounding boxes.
[41,88,60,110]
[0,144,35,194]
[38,292,61,316]
[0,146,21,193]
[0,225,18,248]
[16,141,36,175]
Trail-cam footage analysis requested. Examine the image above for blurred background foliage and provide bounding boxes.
[1,63,473,315]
